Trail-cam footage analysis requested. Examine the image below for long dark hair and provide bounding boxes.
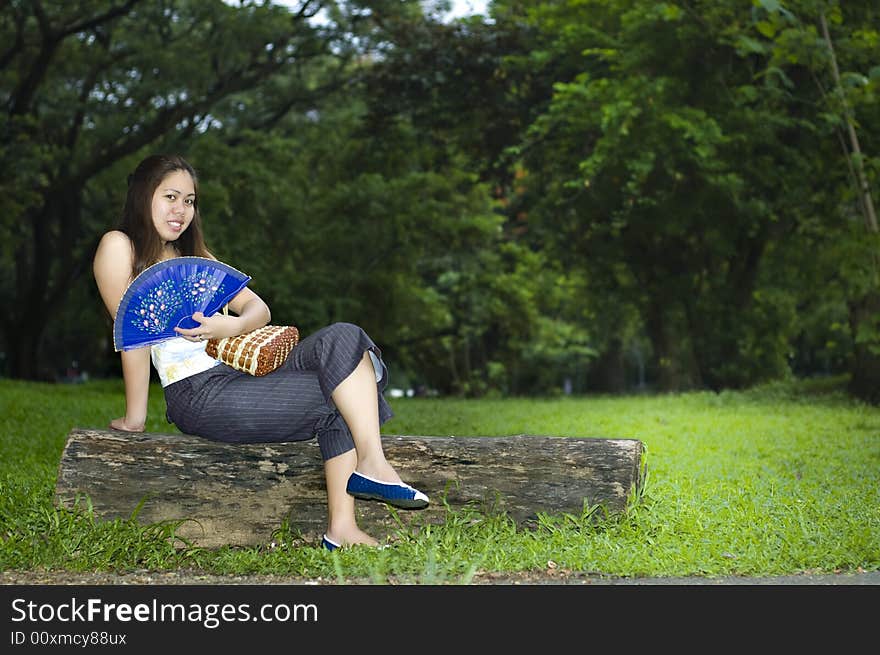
[119,154,210,276]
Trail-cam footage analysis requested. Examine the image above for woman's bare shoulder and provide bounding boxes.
[96,230,131,252]
[93,231,134,279]
[94,231,133,264]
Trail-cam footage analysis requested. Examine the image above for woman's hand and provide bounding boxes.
[175,293,271,343]
[174,311,239,343]
[110,417,145,432]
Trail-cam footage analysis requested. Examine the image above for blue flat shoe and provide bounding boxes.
[322,534,341,551]
[346,471,429,509]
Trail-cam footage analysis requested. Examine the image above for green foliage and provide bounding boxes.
[0,0,368,379]
[1,0,878,400]
[485,0,880,393]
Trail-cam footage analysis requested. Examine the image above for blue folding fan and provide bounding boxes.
[113,257,252,351]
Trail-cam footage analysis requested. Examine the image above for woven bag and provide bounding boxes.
[205,307,299,376]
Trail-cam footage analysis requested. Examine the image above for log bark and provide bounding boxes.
[54,428,646,548]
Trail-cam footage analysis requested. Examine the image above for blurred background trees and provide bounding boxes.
[1,0,877,403]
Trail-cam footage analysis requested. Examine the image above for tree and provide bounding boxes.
[498,1,812,390]
[356,5,599,394]
[0,0,350,379]
[748,0,880,402]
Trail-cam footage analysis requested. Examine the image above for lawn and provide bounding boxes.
[1,376,878,583]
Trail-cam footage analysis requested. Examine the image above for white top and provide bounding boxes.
[151,337,220,387]
[150,334,383,387]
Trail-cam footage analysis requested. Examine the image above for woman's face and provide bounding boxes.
[151,169,196,243]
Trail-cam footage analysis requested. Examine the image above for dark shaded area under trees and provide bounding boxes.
[1,0,877,403]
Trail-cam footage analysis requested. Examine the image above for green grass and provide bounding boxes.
[1,376,878,583]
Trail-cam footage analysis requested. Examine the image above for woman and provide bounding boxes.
[92,153,428,551]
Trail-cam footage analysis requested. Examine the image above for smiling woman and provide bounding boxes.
[90,153,430,553]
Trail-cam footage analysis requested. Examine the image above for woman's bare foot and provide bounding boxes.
[355,455,402,484]
[325,526,380,548]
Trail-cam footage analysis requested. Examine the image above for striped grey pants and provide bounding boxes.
[162,322,393,461]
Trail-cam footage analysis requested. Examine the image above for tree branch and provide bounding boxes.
[0,5,26,71]
[819,11,878,234]
[75,55,296,184]
[7,0,144,115]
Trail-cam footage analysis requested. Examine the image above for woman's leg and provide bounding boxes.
[165,360,378,547]
[324,351,434,546]
[176,325,418,548]
[323,448,378,547]
[321,352,399,547]
[330,351,401,483]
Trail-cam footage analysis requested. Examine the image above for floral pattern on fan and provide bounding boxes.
[129,279,185,335]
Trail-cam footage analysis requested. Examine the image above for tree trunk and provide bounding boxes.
[644,300,684,392]
[848,291,880,405]
[820,12,879,406]
[6,192,72,380]
[586,337,626,393]
[4,327,45,380]
[820,12,878,233]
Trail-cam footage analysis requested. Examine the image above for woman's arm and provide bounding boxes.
[93,231,151,431]
[227,287,272,332]
[114,348,151,431]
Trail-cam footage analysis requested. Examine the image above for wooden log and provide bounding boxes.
[54,428,646,548]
